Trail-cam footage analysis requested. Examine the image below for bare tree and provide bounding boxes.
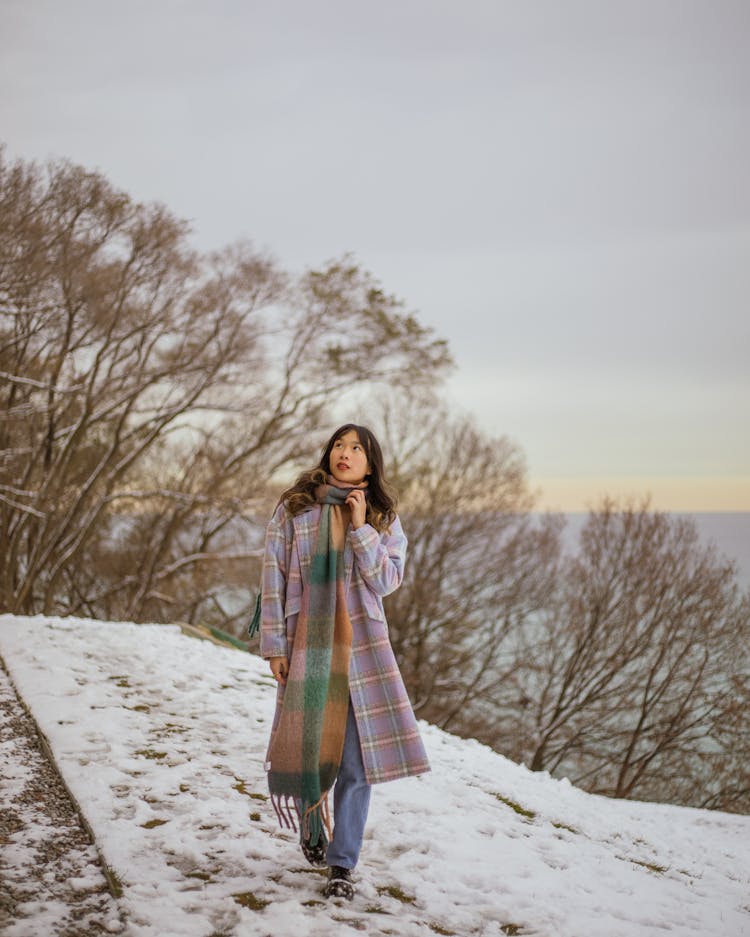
[379,398,562,731]
[382,458,750,812]
[700,668,750,812]
[0,148,451,623]
[501,499,750,811]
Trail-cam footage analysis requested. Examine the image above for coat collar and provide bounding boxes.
[291,504,355,585]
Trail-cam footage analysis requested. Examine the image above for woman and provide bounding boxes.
[259,423,430,900]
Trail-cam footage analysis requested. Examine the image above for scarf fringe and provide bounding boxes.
[269,791,333,845]
[302,790,333,845]
[271,793,299,833]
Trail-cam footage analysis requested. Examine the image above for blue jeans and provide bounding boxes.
[326,702,372,869]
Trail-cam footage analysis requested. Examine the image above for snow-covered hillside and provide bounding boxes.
[1,614,748,937]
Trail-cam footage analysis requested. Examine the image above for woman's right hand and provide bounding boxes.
[270,656,289,686]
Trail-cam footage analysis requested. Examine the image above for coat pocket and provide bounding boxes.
[284,593,301,620]
[361,588,385,622]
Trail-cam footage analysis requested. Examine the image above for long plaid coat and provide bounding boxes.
[260,501,430,784]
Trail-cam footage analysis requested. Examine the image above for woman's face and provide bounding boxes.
[329,430,370,485]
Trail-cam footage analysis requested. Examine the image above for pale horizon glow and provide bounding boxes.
[533,475,750,513]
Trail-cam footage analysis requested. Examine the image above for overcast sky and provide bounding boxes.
[2,0,749,509]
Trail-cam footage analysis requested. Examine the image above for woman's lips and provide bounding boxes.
[337,462,350,471]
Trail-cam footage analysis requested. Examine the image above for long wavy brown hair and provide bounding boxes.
[278,424,397,532]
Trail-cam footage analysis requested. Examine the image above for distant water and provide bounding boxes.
[555,512,750,588]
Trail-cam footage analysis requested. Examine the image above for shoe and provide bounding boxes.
[324,865,354,900]
[301,837,327,867]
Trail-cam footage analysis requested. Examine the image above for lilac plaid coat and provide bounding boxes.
[260,501,430,784]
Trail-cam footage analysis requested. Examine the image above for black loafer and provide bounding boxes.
[324,865,354,900]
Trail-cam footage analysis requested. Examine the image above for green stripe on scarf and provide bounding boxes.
[267,479,365,846]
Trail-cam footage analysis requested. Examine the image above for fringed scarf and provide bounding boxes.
[267,476,367,846]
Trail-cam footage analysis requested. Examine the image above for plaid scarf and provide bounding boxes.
[267,477,367,846]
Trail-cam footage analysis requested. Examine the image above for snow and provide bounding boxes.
[1,613,749,937]
[0,662,123,935]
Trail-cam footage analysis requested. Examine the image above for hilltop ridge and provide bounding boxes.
[0,614,748,937]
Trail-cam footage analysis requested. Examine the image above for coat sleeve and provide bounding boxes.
[349,514,407,597]
[259,503,290,660]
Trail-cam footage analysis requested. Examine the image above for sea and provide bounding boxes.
[556,512,750,589]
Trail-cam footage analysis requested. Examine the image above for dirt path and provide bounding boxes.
[0,660,125,936]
